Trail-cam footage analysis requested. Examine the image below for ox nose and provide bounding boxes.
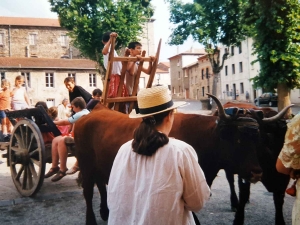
[250,169,263,184]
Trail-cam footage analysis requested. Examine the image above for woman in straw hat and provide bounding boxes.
[107,86,210,225]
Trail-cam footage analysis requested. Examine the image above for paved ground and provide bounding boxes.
[0,156,82,206]
[0,100,298,225]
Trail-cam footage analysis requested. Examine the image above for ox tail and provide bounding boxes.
[76,171,83,187]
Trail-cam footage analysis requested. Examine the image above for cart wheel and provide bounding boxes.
[9,119,46,197]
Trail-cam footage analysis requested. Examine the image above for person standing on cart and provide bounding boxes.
[102,31,128,112]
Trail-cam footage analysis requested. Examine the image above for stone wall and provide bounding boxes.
[0,25,81,59]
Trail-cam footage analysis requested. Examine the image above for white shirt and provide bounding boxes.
[57,104,70,120]
[103,47,122,75]
[12,87,26,102]
[108,138,210,225]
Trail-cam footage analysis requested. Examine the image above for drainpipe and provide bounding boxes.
[69,46,73,59]
[26,45,29,57]
[8,25,11,57]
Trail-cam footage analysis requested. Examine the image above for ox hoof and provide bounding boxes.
[100,208,109,221]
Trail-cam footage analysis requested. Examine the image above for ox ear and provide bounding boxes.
[253,110,264,120]
[224,107,238,117]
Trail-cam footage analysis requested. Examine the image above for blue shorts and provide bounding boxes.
[0,110,6,121]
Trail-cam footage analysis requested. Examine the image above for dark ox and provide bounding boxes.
[213,101,292,225]
[74,95,275,225]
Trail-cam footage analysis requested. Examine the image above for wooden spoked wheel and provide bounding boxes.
[9,119,46,197]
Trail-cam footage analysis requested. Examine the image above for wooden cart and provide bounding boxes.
[101,36,161,113]
[0,106,65,197]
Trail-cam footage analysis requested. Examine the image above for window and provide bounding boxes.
[0,72,5,80]
[226,84,229,96]
[68,73,76,82]
[202,87,205,97]
[191,76,193,84]
[29,33,37,45]
[231,46,234,56]
[21,72,31,88]
[89,74,96,87]
[240,83,244,94]
[0,33,4,45]
[225,66,228,76]
[207,86,210,93]
[195,76,197,84]
[206,68,209,79]
[61,34,67,46]
[45,72,54,87]
[201,69,204,80]
[239,62,243,73]
[178,71,181,79]
[232,64,235,74]
[238,43,242,54]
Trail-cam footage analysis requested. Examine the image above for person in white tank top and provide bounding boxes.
[11,75,30,110]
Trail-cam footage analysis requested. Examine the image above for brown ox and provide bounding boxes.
[213,102,292,225]
[74,95,286,225]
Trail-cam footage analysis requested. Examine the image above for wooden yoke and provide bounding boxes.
[101,36,161,114]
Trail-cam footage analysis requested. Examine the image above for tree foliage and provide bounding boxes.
[167,0,249,99]
[49,0,153,66]
[167,0,248,50]
[245,0,300,91]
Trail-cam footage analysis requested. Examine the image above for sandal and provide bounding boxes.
[51,170,67,182]
[66,166,80,175]
[45,167,60,178]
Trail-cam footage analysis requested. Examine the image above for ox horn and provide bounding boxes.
[206,93,231,121]
[262,104,294,123]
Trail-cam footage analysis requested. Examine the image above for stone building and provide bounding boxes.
[186,55,213,100]
[169,49,205,99]
[0,16,155,107]
[154,62,170,89]
[0,57,97,107]
[0,16,99,107]
[0,17,81,59]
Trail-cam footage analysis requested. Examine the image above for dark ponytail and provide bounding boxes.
[132,110,171,156]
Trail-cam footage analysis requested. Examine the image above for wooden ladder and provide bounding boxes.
[101,36,161,114]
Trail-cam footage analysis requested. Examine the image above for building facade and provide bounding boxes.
[170,37,300,104]
[0,16,155,107]
[186,55,213,100]
[169,50,205,99]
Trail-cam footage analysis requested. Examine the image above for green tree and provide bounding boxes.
[245,0,300,112]
[49,0,153,72]
[167,0,249,100]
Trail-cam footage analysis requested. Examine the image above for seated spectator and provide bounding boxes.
[65,89,103,176]
[57,98,71,120]
[44,97,89,182]
[86,88,102,110]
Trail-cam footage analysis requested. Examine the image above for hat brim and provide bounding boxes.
[129,101,186,118]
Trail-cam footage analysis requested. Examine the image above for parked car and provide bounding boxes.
[254,92,278,107]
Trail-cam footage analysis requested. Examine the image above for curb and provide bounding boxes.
[0,190,83,207]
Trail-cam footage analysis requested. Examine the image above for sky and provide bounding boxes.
[0,0,203,62]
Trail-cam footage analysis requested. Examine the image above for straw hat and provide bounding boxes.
[129,86,185,118]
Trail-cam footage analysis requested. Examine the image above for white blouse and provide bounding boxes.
[108,138,210,225]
